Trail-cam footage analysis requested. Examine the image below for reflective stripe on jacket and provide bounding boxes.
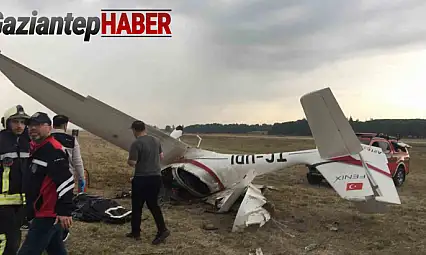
[0,130,30,206]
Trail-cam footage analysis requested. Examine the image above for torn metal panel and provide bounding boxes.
[218,169,257,212]
[204,182,275,209]
[204,179,278,218]
[232,184,271,232]
[168,163,219,194]
[204,189,234,207]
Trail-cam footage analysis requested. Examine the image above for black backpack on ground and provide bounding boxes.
[71,193,132,224]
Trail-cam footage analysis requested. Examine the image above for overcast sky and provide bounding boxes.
[1,0,426,129]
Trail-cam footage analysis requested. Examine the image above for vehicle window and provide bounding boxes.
[378,141,390,152]
[391,142,400,152]
[392,141,407,153]
[371,141,390,153]
[359,139,370,145]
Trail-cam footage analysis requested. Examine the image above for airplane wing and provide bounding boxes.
[0,53,190,166]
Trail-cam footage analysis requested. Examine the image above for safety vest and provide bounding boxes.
[0,130,30,206]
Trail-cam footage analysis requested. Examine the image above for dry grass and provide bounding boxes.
[36,132,426,254]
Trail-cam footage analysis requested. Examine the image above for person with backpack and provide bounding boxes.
[51,114,86,242]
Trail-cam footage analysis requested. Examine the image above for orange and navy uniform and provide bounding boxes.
[25,135,74,220]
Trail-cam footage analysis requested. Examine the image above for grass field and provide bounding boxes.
[43,132,426,254]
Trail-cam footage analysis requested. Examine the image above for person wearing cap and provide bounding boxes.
[0,105,31,255]
[51,114,86,242]
[126,120,170,245]
[17,112,74,255]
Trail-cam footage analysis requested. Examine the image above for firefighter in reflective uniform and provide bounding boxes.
[0,105,31,255]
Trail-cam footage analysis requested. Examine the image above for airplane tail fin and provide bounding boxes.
[300,88,401,212]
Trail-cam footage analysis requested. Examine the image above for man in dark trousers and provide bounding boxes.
[126,120,170,245]
[0,105,31,255]
[17,112,74,255]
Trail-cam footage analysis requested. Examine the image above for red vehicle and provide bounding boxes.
[356,133,411,187]
[307,132,411,187]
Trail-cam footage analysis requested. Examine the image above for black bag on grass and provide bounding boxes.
[71,193,132,224]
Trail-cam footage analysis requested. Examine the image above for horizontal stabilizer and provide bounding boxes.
[359,146,400,204]
[318,145,401,206]
[300,87,363,159]
[313,146,400,211]
[315,155,374,199]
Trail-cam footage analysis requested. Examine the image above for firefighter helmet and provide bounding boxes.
[1,105,30,128]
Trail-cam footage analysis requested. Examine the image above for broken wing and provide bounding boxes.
[0,53,189,166]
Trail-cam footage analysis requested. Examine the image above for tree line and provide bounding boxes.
[175,118,426,138]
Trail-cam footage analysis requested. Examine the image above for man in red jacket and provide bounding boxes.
[17,112,74,255]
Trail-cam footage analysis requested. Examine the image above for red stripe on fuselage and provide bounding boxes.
[330,155,392,178]
[177,159,225,190]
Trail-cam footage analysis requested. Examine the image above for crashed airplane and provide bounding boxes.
[0,53,401,232]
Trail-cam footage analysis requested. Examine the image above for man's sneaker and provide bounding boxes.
[152,229,170,245]
[125,232,141,241]
[63,229,70,242]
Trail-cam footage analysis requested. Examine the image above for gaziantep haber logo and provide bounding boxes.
[0,9,172,42]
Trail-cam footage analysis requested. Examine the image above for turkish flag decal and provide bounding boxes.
[346,182,363,190]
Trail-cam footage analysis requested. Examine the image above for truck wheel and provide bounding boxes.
[393,166,405,187]
[307,173,323,185]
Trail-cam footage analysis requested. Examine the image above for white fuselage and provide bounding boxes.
[166,147,323,195]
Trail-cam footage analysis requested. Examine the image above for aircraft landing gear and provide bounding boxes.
[306,167,323,185]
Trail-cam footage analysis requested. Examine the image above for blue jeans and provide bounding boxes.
[17,217,67,255]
